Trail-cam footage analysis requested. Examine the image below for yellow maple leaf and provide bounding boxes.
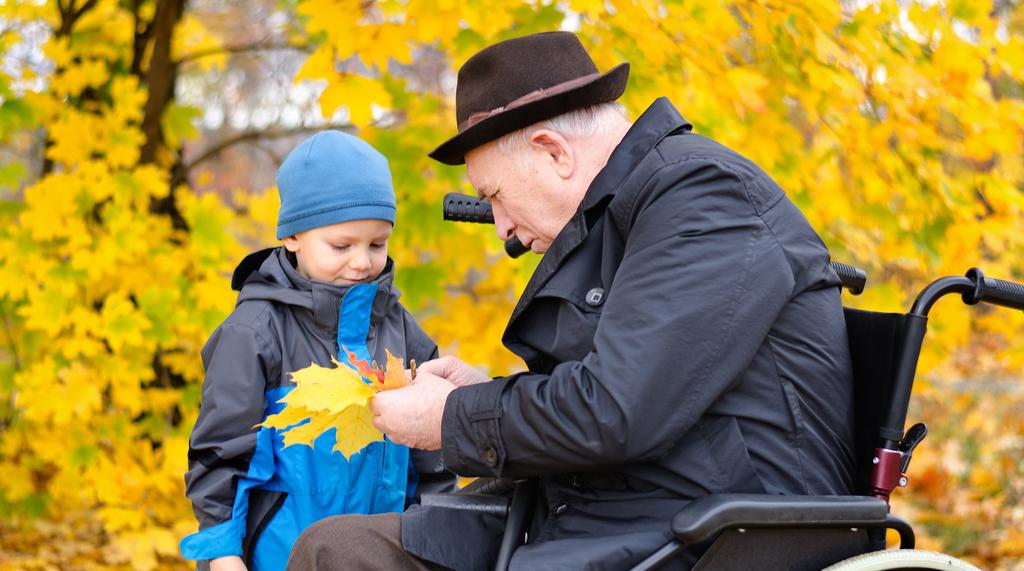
[294,45,337,84]
[279,409,341,448]
[282,358,376,413]
[331,405,384,458]
[319,74,391,125]
[259,403,313,432]
[259,351,409,459]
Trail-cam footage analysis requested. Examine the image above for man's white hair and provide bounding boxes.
[496,102,627,165]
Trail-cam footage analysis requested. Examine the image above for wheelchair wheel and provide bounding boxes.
[823,549,982,570]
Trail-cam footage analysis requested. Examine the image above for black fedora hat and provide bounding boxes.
[428,31,629,165]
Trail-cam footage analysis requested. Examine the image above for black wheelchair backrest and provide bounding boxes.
[842,308,919,495]
[838,264,1024,499]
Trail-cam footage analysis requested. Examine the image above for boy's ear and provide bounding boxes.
[282,235,300,252]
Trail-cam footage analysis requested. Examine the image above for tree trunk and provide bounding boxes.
[139,0,187,165]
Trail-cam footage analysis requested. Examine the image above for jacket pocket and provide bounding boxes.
[697,415,766,494]
[271,425,346,495]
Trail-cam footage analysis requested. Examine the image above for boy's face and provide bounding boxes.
[283,219,392,286]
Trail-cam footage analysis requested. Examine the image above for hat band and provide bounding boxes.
[458,72,603,132]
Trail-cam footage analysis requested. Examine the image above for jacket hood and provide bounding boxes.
[231,247,402,333]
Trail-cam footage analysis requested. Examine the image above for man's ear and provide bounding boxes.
[529,129,574,179]
[282,235,300,252]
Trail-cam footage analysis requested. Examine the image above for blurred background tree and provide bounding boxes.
[0,0,1021,568]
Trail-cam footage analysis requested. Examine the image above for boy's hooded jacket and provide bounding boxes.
[180,247,451,570]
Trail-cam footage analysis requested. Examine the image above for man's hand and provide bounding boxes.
[210,556,247,571]
[417,356,491,387]
[371,372,457,450]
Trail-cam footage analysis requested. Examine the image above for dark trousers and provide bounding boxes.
[286,513,448,571]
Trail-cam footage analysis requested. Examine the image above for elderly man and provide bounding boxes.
[288,31,855,570]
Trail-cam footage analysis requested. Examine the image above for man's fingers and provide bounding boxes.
[369,392,386,415]
[417,356,457,377]
[418,356,490,386]
[407,370,440,386]
[369,396,387,432]
[362,371,452,451]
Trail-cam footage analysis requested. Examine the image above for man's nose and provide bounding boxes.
[492,202,515,242]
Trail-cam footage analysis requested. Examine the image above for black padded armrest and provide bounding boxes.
[456,477,518,496]
[672,494,889,544]
[420,492,509,515]
[418,478,519,516]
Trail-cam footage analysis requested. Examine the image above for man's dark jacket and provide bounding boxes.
[403,98,856,570]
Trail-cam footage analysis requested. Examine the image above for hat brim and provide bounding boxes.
[428,63,630,166]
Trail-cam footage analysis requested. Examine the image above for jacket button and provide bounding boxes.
[585,288,605,306]
[483,446,498,467]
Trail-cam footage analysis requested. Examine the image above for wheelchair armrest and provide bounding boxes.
[456,477,518,496]
[420,492,510,515]
[418,477,522,516]
[672,494,889,545]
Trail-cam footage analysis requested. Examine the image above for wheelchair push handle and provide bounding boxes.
[443,193,494,224]
[442,193,531,258]
[911,267,1024,316]
[830,261,867,295]
[963,268,1024,312]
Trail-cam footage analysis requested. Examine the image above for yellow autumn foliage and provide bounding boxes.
[0,0,1021,569]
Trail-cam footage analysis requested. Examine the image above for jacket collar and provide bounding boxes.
[505,98,692,329]
[581,97,691,212]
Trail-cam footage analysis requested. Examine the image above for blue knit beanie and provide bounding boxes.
[276,131,396,239]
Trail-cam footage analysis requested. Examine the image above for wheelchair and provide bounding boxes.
[426,261,1024,571]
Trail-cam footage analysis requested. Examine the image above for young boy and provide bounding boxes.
[179,131,453,571]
